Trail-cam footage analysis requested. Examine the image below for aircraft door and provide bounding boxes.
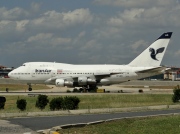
[27,64,35,78]
[31,68,35,77]
[51,69,56,77]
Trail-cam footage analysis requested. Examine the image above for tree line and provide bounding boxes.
[0,95,80,111]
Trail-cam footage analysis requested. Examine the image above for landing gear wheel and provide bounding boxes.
[28,84,32,91]
[28,88,32,91]
[88,85,98,92]
[79,88,83,92]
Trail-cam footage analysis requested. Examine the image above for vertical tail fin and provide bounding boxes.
[128,32,173,67]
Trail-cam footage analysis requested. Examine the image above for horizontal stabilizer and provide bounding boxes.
[136,67,166,73]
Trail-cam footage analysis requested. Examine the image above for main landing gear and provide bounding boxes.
[79,85,98,92]
[28,84,32,91]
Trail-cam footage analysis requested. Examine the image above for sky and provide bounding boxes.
[0,0,180,67]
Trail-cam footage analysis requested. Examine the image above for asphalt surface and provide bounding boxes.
[0,119,36,134]
[7,109,180,131]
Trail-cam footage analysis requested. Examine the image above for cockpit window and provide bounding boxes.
[22,64,26,66]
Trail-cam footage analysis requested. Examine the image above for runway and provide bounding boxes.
[0,79,176,95]
[7,109,180,131]
[0,83,174,95]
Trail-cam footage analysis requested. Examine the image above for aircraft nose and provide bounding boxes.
[8,72,12,78]
[8,71,16,79]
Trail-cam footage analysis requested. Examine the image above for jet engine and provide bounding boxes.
[55,79,73,87]
[98,79,110,85]
[78,77,96,86]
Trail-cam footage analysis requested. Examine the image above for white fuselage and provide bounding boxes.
[8,62,161,86]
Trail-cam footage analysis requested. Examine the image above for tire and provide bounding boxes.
[28,88,32,91]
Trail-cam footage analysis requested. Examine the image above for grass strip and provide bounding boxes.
[120,85,175,89]
[0,94,175,113]
[0,84,50,91]
[58,115,180,134]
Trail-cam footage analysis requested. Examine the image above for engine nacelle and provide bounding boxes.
[56,79,64,87]
[78,77,96,85]
[78,77,87,85]
[55,79,73,87]
[98,79,110,85]
[87,79,96,84]
[64,81,74,87]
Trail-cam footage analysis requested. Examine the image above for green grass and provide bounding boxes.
[0,84,50,91]
[78,94,173,109]
[121,85,175,89]
[0,94,175,113]
[58,115,180,134]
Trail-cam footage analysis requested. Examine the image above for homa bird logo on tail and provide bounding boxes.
[149,47,165,61]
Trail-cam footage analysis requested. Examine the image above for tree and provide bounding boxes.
[49,97,63,111]
[172,85,180,103]
[0,96,6,110]
[36,95,49,110]
[0,103,5,110]
[16,99,27,111]
[62,96,80,110]
[71,96,80,109]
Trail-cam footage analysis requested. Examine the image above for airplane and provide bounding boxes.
[8,32,173,91]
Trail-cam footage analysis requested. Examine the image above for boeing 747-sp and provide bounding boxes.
[8,32,173,91]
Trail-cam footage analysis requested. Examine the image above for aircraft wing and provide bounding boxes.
[44,73,116,83]
[136,66,167,73]
[45,75,80,83]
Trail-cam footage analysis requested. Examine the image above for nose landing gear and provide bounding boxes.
[28,84,32,91]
